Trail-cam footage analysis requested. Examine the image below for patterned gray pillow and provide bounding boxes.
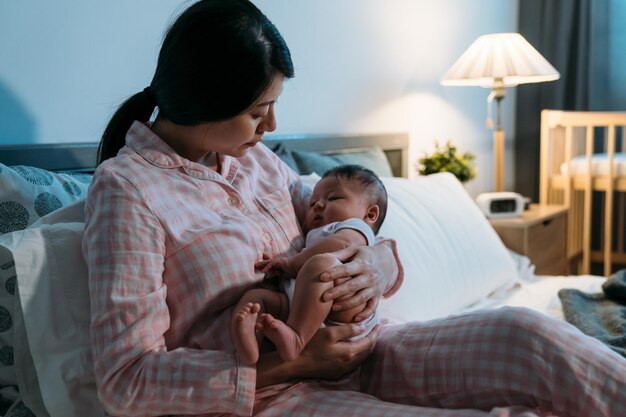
[0,247,18,413]
[0,164,91,236]
[4,398,35,417]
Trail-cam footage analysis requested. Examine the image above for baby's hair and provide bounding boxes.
[321,165,388,234]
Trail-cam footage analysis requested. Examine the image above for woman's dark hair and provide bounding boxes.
[98,0,294,165]
[321,165,388,234]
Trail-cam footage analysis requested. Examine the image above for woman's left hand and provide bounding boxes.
[319,243,397,322]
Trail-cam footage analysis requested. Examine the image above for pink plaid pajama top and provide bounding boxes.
[84,122,626,417]
[83,122,402,416]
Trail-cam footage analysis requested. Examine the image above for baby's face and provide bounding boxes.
[304,177,369,233]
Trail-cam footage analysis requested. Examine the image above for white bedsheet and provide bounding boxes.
[462,274,606,321]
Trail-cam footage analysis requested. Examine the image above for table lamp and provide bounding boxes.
[441,33,560,192]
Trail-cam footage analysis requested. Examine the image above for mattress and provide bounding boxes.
[559,153,626,176]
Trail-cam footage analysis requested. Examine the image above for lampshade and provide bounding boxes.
[441,33,560,88]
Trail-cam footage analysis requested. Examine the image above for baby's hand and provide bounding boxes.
[255,257,295,279]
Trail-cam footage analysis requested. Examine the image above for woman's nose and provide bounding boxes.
[258,104,276,133]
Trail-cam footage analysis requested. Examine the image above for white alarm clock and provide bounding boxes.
[475,192,525,219]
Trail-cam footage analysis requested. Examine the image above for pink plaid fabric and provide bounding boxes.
[252,307,626,417]
[83,122,626,417]
[83,122,305,416]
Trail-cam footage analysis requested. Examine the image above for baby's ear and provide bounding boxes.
[364,205,379,225]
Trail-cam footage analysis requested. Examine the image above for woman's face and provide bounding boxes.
[157,73,284,163]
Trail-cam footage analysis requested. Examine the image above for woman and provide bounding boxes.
[83,1,626,416]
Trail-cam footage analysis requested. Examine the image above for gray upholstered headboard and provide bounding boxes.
[0,132,409,177]
[0,142,99,173]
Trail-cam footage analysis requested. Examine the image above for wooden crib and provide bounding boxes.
[539,110,626,276]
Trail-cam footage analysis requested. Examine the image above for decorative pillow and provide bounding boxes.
[376,173,519,323]
[4,398,37,417]
[0,164,91,236]
[0,386,20,416]
[0,249,16,387]
[291,147,394,178]
[0,245,18,415]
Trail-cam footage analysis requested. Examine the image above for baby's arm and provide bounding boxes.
[256,229,367,278]
[256,256,296,279]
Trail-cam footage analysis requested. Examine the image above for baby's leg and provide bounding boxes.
[262,253,342,362]
[230,288,288,365]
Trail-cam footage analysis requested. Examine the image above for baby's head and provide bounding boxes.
[304,165,388,234]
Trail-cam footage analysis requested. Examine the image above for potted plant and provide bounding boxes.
[417,140,477,183]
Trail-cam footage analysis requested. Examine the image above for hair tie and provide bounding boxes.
[143,86,156,105]
[143,86,160,123]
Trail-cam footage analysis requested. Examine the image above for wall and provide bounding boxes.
[0,0,518,196]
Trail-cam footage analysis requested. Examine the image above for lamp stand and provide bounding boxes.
[492,80,505,192]
[494,126,504,192]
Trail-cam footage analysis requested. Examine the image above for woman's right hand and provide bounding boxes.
[256,324,381,388]
[295,323,382,379]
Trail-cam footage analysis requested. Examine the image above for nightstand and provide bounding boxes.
[489,204,568,275]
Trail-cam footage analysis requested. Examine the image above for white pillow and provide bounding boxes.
[0,201,106,417]
[299,172,322,188]
[299,172,518,322]
[377,173,519,322]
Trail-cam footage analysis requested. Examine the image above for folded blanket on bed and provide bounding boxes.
[558,269,626,358]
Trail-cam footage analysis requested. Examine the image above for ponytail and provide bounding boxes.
[97,89,155,165]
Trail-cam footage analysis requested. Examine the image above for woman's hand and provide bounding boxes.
[319,244,398,322]
[256,323,381,388]
[298,323,381,379]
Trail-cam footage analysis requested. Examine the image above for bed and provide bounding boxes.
[539,109,626,277]
[0,132,608,417]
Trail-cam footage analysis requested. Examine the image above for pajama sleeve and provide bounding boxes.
[82,168,256,417]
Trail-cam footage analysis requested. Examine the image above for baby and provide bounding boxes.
[230,164,388,364]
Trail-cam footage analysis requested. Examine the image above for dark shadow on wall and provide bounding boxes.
[0,80,37,145]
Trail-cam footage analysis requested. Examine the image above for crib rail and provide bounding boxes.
[539,110,626,276]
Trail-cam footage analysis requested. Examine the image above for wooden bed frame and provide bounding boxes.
[0,132,410,177]
[539,109,626,276]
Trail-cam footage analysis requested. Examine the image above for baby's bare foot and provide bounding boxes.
[232,303,261,365]
[260,313,303,362]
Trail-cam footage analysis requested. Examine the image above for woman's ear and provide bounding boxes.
[364,205,379,226]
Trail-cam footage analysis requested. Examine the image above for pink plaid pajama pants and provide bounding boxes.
[254,307,626,417]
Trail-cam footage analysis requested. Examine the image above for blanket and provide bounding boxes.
[558,269,626,358]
